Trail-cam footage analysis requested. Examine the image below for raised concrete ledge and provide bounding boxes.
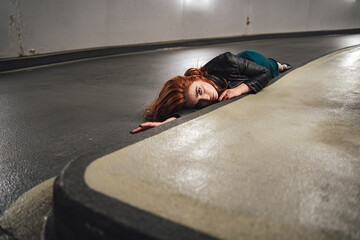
[52,46,360,240]
[53,150,216,240]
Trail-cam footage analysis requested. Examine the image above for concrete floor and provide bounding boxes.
[85,46,360,239]
[0,33,360,239]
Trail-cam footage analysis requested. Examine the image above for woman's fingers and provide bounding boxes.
[219,90,231,101]
[140,122,161,127]
[219,90,227,101]
[227,92,232,99]
[130,125,153,134]
[130,127,143,134]
[219,89,243,101]
[130,121,163,134]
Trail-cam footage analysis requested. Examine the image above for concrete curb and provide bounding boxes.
[52,150,216,240]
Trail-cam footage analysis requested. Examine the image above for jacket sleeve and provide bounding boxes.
[225,52,271,93]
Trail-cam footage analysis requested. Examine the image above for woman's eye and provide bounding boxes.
[198,88,202,94]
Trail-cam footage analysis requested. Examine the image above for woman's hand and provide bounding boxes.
[130,117,176,134]
[219,83,250,101]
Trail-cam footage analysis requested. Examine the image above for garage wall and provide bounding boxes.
[1,0,360,58]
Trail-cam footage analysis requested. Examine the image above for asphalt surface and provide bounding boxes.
[1,33,360,217]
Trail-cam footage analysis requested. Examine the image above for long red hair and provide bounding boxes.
[145,68,226,122]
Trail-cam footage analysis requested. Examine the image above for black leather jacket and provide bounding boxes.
[203,52,271,93]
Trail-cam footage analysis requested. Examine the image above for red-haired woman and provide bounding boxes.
[131,50,291,134]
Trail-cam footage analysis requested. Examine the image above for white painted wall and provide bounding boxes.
[1,0,360,58]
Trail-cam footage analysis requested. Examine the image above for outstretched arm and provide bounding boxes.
[130,117,177,134]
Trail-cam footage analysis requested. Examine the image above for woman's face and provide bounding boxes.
[185,80,218,109]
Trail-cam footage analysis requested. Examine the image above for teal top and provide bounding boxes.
[237,50,279,78]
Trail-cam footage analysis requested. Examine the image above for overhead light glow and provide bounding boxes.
[184,0,212,10]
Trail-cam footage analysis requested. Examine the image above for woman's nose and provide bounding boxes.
[201,94,210,101]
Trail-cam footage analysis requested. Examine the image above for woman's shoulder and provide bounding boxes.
[212,52,234,61]
[204,52,241,71]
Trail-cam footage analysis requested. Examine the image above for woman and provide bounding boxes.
[131,50,291,134]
